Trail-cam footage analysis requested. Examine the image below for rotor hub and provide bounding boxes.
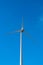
[21,27,24,32]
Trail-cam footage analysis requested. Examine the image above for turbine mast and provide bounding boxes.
[20,32,22,65]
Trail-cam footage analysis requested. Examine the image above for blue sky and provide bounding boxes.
[0,0,43,65]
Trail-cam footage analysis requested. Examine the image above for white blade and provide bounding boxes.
[6,30,21,34]
[24,30,35,43]
[24,31,32,39]
[21,16,24,28]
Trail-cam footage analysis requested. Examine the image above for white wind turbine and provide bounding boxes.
[8,17,32,65]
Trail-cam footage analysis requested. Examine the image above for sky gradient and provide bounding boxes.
[0,0,43,65]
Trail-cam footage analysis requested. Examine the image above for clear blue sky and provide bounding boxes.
[0,0,43,65]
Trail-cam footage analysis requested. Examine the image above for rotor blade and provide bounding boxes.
[24,31,35,43]
[7,31,16,34]
[0,30,20,37]
[21,16,24,28]
[24,31,32,39]
[6,30,21,35]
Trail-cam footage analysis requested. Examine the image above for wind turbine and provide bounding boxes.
[8,17,32,65]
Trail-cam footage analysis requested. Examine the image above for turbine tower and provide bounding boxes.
[20,19,24,65]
